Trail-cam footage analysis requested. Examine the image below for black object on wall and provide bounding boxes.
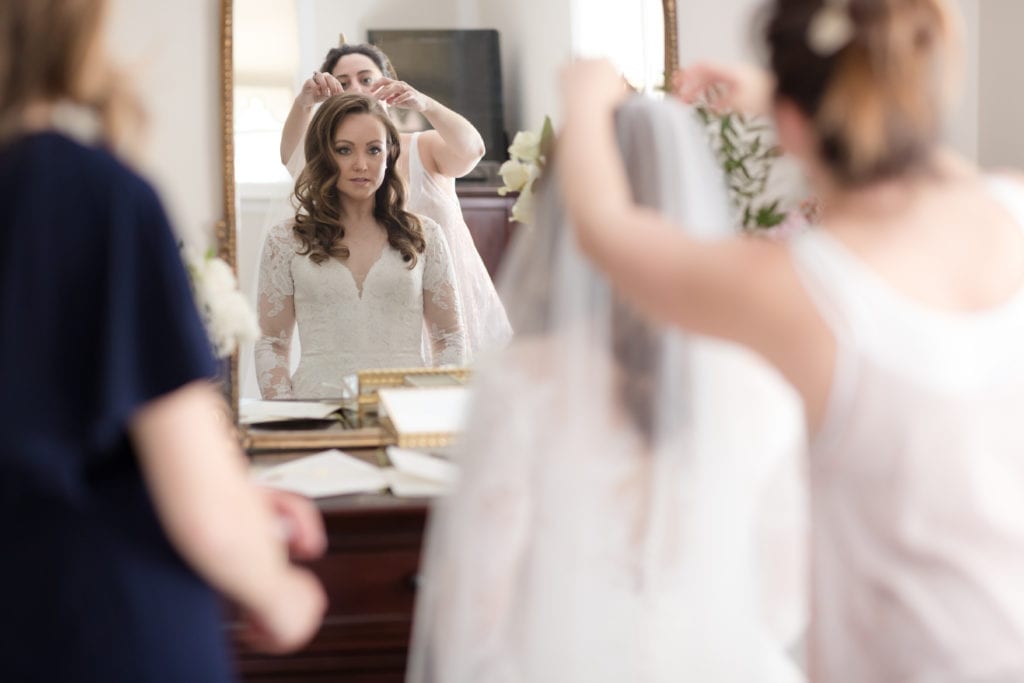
[368,29,507,181]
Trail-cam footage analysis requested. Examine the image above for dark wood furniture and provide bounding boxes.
[231,188,515,681]
[232,453,429,682]
[457,183,519,281]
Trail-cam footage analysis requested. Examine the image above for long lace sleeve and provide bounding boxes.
[421,217,468,366]
[254,222,297,398]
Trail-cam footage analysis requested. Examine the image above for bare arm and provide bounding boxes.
[559,60,834,424]
[130,381,325,653]
[280,73,343,166]
[371,78,486,178]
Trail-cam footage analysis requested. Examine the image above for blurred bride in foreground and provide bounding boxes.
[406,95,808,682]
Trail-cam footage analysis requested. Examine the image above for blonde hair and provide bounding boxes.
[0,0,143,151]
[765,0,959,186]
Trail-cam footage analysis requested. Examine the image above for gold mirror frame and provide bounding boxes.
[216,0,679,444]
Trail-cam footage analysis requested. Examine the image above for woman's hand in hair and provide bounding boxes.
[369,77,429,112]
[672,62,774,116]
[297,71,344,109]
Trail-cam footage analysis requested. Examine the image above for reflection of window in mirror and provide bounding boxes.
[571,0,664,92]
[234,0,299,184]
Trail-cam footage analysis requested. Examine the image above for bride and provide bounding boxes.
[255,93,467,399]
[406,96,807,682]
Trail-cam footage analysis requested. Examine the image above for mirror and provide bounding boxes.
[218,0,678,446]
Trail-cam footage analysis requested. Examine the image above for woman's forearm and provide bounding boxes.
[419,97,486,176]
[280,98,315,166]
[131,382,298,611]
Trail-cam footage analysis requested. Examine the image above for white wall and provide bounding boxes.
[978,0,1024,169]
[674,0,981,163]
[474,0,571,134]
[300,0,459,77]
[103,0,1019,255]
[106,0,222,249]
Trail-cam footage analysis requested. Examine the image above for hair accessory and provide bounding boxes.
[807,0,855,56]
[338,33,347,47]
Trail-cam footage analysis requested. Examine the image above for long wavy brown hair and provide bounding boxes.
[292,93,424,267]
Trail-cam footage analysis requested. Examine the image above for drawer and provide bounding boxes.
[312,549,421,618]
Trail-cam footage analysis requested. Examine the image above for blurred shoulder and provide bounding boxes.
[24,131,156,200]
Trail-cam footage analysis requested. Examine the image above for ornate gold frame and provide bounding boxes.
[219,0,238,414]
[217,0,679,445]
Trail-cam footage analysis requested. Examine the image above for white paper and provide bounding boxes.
[382,467,453,497]
[239,399,342,424]
[252,449,388,498]
[387,447,460,486]
[377,387,469,435]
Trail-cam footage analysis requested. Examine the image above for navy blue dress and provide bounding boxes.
[0,132,234,681]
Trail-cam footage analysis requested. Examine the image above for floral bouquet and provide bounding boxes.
[182,246,259,358]
[498,116,555,225]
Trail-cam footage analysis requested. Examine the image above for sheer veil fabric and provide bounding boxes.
[406,96,808,682]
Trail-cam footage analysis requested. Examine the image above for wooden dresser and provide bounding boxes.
[232,187,516,680]
[456,183,518,281]
[231,485,429,682]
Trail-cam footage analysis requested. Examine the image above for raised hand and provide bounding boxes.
[369,77,429,112]
[560,59,632,115]
[298,71,344,108]
[672,62,774,116]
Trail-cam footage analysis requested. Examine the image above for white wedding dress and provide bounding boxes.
[407,96,807,682]
[406,132,512,358]
[254,216,467,398]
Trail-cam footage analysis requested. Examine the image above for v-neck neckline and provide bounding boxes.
[332,246,388,299]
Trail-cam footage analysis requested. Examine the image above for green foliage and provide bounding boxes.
[696,105,786,230]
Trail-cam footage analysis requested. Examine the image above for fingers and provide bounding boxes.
[303,72,342,103]
[369,78,424,109]
[238,569,327,655]
[672,64,727,107]
[262,488,327,561]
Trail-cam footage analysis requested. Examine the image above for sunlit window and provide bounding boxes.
[234,86,293,184]
[571,0,665,93]
[234,0,299,185]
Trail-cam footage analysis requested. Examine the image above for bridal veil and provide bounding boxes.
[406,95,808,682]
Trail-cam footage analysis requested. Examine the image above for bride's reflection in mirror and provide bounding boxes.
[278,41,512,361]
[255,94,468,399]
[239,34,513,402]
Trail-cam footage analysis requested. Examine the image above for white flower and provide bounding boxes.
[510,181,536,225]
[807,2,855,57]
[184,248,259,358]
[498,159,532,194]
[508,130,541,163]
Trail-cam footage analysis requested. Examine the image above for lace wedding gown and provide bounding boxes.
[254,217,467,398]
[406,132,512,358]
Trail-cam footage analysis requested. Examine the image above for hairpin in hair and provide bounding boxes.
[807,0,855,56]
[338,33,347,47]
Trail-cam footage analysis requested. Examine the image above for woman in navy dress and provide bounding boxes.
[0,1,326,680]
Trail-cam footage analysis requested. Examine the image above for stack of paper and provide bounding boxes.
[376,386,469,448]
[384,447,460,497]
[239,400,343,425]
[253,450,388,498]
